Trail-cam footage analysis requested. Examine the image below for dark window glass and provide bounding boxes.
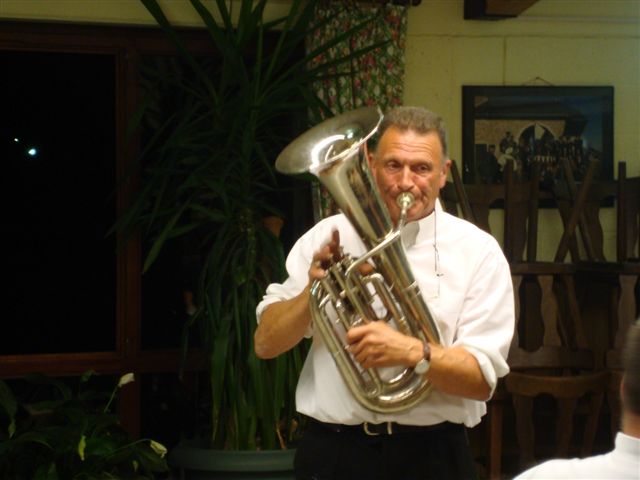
[0,51,116,354]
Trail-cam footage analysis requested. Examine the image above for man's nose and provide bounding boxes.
[397,167,414,191]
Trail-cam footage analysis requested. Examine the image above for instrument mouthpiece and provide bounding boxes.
[396,193,415,228]
[396,192,415,211]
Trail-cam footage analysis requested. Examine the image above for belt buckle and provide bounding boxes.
[363,422,393,436]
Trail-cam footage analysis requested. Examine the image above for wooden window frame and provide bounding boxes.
[0,20,210,437]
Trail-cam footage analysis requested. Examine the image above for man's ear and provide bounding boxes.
[439,159,452,188]
[365,142,375,168]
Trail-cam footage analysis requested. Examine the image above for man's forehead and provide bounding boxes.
[374,129,443,159]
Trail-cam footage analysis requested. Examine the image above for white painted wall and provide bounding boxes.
[2,0,637,259]
[405,0,639,260]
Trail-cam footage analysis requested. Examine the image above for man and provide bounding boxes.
[255,106,515,479]
[478,144,500,184]
[515,321,640,479]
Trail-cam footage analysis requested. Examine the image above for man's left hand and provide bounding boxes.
[346,321,423,369]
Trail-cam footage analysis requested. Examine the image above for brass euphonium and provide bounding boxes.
[275,107,441,413]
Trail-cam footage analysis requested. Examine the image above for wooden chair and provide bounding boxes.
[616,164,640,262]
[552,160,635,263]
[549,160,640,442]
[603,167,640,433]
[441,159,541,263]
[440,159,476,223]
[551,158,600,263]
[604,264,639,436]
[442,161,611,477]
[442,160,543,478]
[551,161,637,351]
[506,262,610,470]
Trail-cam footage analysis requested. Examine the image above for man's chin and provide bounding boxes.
[386,200,428,224]
[407,205,434,223]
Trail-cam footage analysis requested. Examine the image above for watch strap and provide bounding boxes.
[413,341,431,374]
[423,341,431,361]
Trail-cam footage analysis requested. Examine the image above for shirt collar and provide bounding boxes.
[615,431,640,455]
[401,198,442,248]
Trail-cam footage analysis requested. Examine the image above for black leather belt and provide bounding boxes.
[308,417,459,436]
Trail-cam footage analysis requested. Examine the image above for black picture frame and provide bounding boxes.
[462,86,614,190]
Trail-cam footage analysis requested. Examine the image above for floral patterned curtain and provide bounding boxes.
[307,2,408,220]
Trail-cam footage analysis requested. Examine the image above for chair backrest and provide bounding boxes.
[553,160,639,262]
[552,158,600,262]
[506,262,610,468]
[617,165,640,261]
[440,159,476,223]
[606,272,639,370]
[509,263,594,371]
[441,159,542,263]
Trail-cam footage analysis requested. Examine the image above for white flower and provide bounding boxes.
[149,440,167,458]
[117,373,135,388]
[77,434,86,461]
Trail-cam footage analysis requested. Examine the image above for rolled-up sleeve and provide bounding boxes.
[454,237,515,397]
[256,234,311,320]
[256,216,355,337]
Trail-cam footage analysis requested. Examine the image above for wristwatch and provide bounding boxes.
[413,341,431,375]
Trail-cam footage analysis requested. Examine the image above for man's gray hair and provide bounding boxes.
[377,106,449,161]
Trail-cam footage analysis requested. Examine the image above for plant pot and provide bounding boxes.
[169,440,296,480]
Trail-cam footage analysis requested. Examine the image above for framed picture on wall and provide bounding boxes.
[461,86,614,189]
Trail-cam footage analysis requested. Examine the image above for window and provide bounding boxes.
[1,50,117,354]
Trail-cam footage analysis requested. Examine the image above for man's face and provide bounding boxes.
[369,126,450,224]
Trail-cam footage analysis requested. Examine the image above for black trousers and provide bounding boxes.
[294,419,477,480]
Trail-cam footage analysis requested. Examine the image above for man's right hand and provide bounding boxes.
[255,229,342,359]
[308,229,341,284]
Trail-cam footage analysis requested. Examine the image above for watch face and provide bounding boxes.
[414,342,431,374]
[414,359,429,374]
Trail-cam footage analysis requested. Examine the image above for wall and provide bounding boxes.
[0,0,292,25]
[405,0,640,260]
[2,0,638,259]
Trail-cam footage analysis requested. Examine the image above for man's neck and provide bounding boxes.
[621,412,640,439]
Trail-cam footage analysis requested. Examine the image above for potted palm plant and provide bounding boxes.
[117,0,391,477]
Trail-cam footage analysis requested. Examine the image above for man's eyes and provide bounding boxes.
[385,161,402,171]
[384,161,432,173]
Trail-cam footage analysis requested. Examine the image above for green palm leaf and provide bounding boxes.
[116,0,396,450]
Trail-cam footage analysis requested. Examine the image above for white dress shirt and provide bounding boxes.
[256,200,514,428]
[514,432,640,479]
